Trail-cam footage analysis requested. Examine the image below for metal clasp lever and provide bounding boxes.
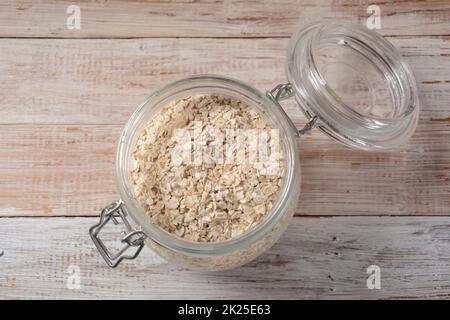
[89,200,146,268]
[267,83,318,136]
[268,83,295,101]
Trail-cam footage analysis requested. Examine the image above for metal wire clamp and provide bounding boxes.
[266,83,318,136]
[89,200,146,268]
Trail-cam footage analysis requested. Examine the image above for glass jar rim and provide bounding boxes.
[286,21,420,151]
[115,75,301,256]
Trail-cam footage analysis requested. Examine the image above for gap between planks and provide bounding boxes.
[0,34,449,40]
[3,214,450,219]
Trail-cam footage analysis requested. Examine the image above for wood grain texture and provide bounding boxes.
[1,123,449,217]
[0,37,448,124]
[0,125,120,217]
[1,216,450,299]
[0,0,449,38]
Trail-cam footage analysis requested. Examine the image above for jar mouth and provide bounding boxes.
[116,75,301,256]
[287,21,419,150]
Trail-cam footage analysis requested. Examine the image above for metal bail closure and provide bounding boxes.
[89,200,146,268]
[267,83,318,136]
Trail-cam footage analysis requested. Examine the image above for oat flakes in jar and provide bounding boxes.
[90,21,419,270]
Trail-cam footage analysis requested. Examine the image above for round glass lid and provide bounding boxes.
[286,21,419,151]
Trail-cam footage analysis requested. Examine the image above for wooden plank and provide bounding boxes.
[298,123,450,216]
[0,125,120,217]
[0,122,449,217]
[0,37,448,124]
[1,216,450,299]
[0,0,449,38]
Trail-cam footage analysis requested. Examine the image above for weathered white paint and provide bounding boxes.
[0,123,449,217]
[0,37,448,124]
[0,0,448,37]
[1,217,450,299]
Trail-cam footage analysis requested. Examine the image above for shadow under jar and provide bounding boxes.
[89,21,419,271]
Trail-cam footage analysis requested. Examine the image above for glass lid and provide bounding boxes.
[286,21,419,151]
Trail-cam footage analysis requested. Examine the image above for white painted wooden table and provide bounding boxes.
[0,0,449,299]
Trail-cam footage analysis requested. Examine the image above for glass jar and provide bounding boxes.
[89,21,419,270]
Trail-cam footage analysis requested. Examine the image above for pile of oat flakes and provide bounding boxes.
[131,94,285,242]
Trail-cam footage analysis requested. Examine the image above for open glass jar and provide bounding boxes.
[89,21,419,270]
